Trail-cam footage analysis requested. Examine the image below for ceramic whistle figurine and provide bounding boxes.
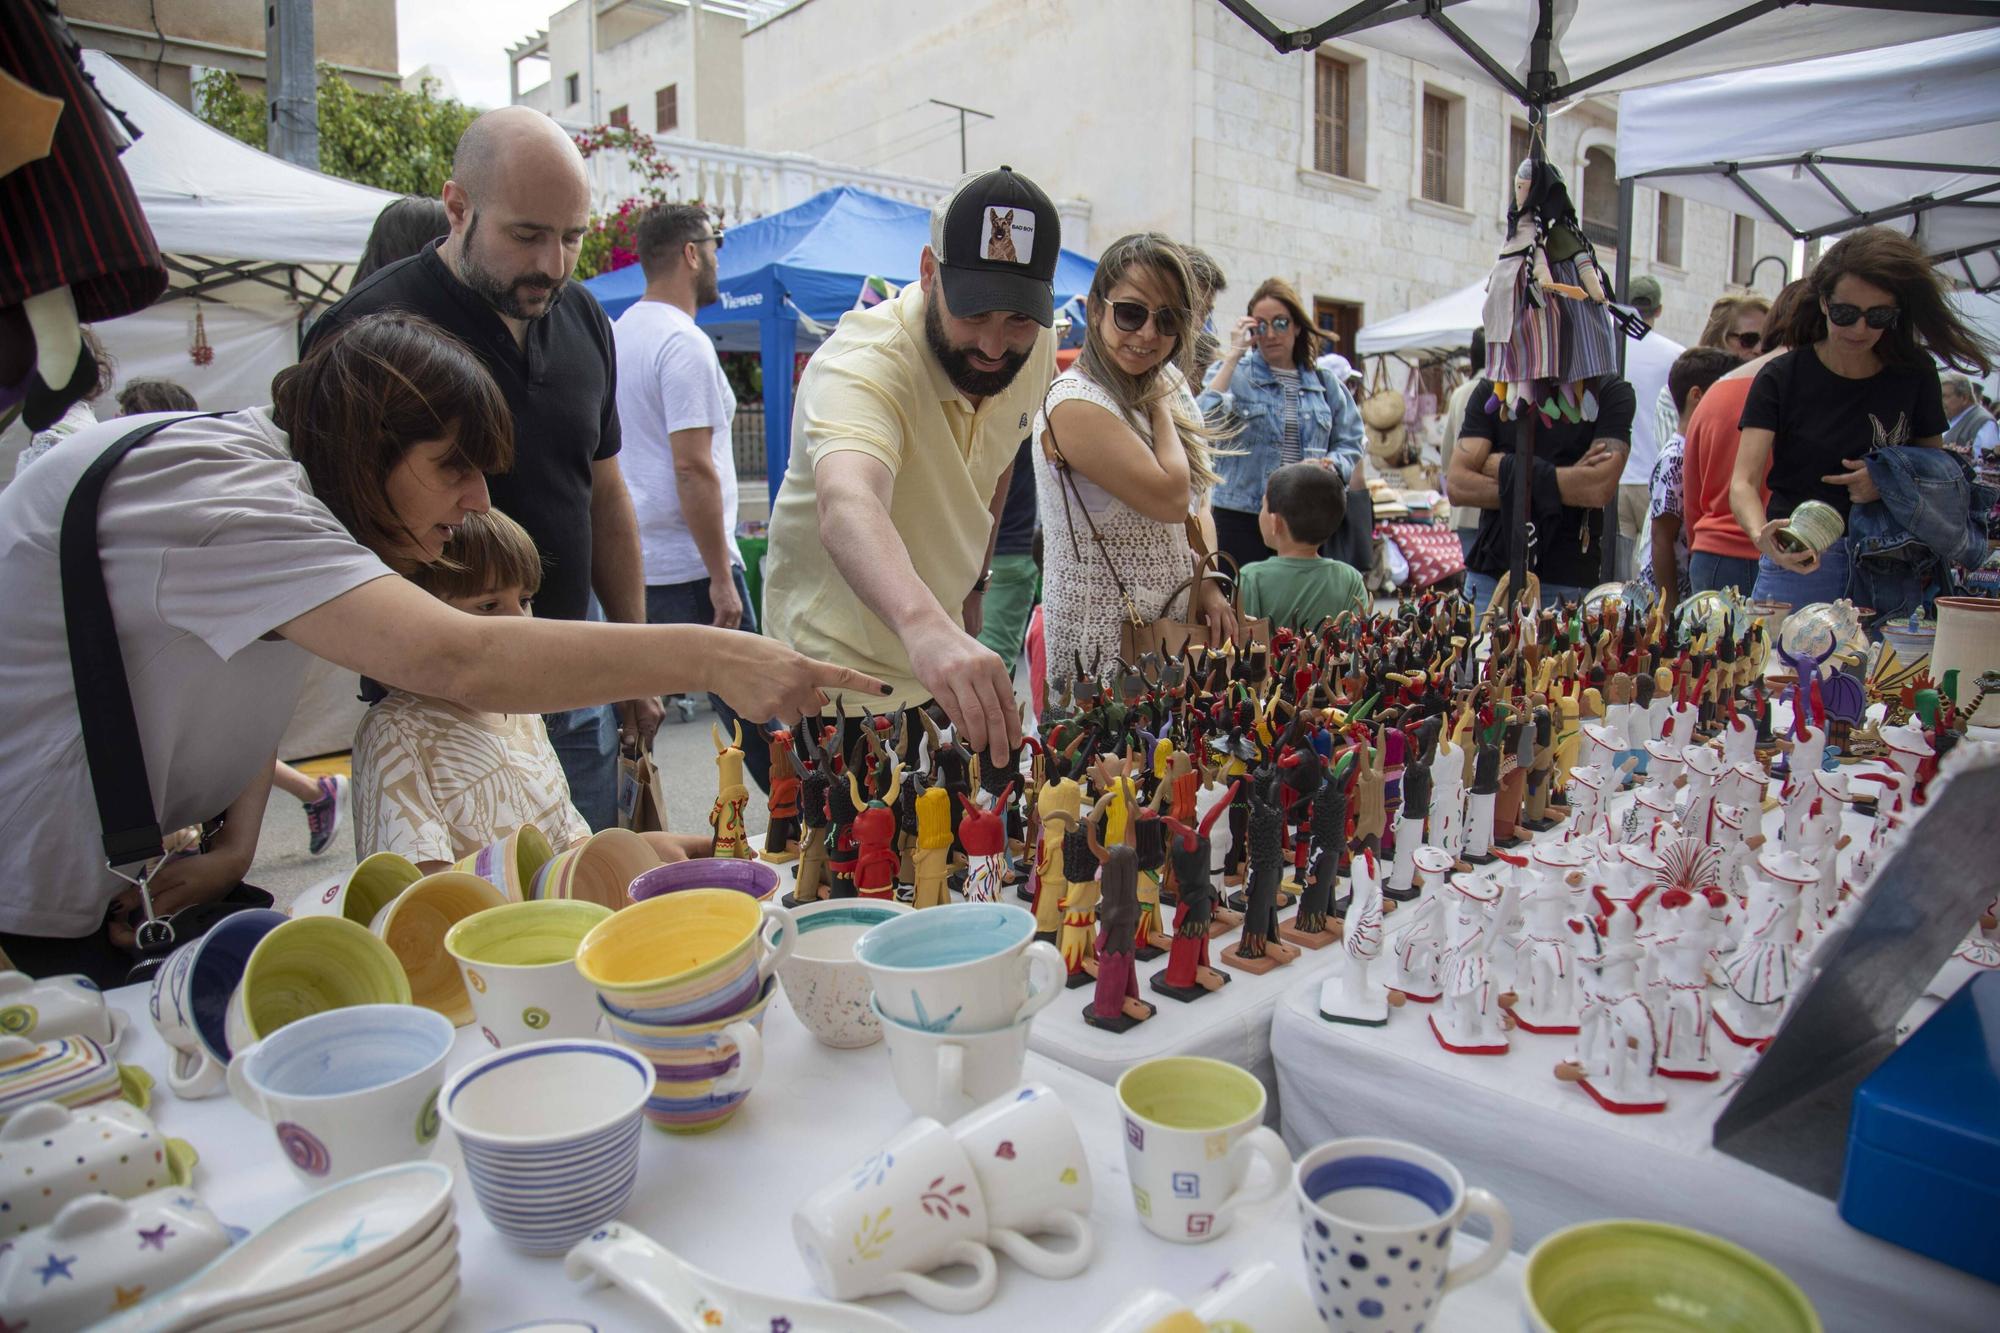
[709,721,755,860]
[1082,793,1157,1032]
[1223,764,1300,974]
[761,726,803,864]
[1561,763,1614,844]
[1431,872,1511,1055]
[1153,783,1239,1003]
[1461,735,1502,864]
[911,782,954,909]
[1679,744,1725,842]
[847,759,904,900]
[1429,730,1467,858]
[1501,843,1589,1033]
[1385,846,1454,1005]
[957,785,1013,906]
[1318,848,1387,1026]
[1557,897,1667,1114]
[1713,850,1811,1047]
[1651,887,1729,1080]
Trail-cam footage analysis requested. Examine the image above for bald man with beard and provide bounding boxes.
[305,107,659,830]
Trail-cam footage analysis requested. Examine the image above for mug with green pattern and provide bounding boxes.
[445,899,613,1050]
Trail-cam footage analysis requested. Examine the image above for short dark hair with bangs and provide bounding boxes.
[272,311,513,568]
[408,509,543,602]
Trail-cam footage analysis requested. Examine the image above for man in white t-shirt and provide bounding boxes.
[615,203,768,788]
[1615,276,1684,580]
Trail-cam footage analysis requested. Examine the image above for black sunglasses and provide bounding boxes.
[1826,302,1897,330]
[1729,331,1761,350]
[1106,299,1184,339]
[691,230,724,252]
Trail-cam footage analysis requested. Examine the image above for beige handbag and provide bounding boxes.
[1361,359,1416,469]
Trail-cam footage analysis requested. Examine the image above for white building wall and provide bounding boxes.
[519,1,746,144]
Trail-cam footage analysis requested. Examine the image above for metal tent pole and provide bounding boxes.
[1605,176,1635,585]
[1507,1,1558,602]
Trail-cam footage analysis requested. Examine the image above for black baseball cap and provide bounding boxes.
[930,165,1060,326]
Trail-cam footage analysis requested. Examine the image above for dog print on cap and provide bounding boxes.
[981,206,1034,264]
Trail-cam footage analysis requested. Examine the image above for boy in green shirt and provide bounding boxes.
[1238,462,1370,630]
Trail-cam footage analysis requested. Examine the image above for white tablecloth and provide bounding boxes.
[1268,975,1998,1333]
[103,983,1530,1332]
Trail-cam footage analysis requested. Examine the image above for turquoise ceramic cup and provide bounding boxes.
[854,902,1063,1035]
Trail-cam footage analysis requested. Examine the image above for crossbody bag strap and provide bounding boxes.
[60,414,224,873]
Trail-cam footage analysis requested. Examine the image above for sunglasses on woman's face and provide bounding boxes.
[1107,299,1184,338]
[1729,331,1761,350]
[1256,317,1294,335]
[1826,302,1898,330]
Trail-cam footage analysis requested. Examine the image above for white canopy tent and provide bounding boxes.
[1619,29,2000,293]
[1355,280,1484,357]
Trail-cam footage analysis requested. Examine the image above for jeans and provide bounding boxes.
[976,553,1040,676]
[546,701,619,832]
[646,566,771,793]
[1752,537,1851,608]
[1689,550,1761,597]
[1463,570,1589,615]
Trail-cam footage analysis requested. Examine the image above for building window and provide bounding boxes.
[1314,298,1364,365]
[1421,93,1450,204]
[564,72,579,106]
[1732,215,1757,286]
[1655,192,1684,267]
[1313,54,1353,178]
[655,84,679,133]
[609,104,629,129]
[1581,146,1619,248]
[1508,119,1532,170]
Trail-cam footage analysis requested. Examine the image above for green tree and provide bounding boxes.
[194,67,477,197]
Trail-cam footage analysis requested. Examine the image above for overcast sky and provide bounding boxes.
[397,0,555,109]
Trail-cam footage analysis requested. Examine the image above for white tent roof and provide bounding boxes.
[82,50,396,310]
[1220,1,1995,103]
[1619,29,2000,292]
[1355,280,1485,356]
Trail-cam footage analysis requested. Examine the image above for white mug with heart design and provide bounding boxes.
[949,1082,1094,1278]
[793,1117,998,1313]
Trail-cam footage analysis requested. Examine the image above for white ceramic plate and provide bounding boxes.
[382,1273,460,1333]
[212,1217,458,1333]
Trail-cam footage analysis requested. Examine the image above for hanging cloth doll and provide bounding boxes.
[1483,154,1625,427]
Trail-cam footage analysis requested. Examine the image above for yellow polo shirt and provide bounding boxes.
[764,281,1055,710]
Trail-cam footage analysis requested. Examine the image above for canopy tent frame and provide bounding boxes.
[1218,0,2000,588]
[153,254,351,313]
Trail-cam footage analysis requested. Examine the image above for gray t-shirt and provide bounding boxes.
[0,408,393,936]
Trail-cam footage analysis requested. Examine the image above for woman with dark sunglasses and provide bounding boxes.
[1198,278,1364,575]
[1730,227,1993,607]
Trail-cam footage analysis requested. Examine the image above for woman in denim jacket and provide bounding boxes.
[1198,278,1365,574]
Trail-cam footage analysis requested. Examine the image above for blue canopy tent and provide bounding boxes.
[584,186,1096,497]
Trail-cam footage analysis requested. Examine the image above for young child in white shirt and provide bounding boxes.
[352,508,708,872]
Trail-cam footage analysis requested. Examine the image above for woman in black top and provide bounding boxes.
[1731,227,1991,606]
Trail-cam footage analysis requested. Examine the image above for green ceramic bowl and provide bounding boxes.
[1523,1220,1821,1333]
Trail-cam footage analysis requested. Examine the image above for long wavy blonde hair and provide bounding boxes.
[1076,232,1235,492]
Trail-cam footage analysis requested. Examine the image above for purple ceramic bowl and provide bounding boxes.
[628,857,779,905]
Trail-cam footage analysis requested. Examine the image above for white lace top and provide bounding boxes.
[1033,365,1204,691]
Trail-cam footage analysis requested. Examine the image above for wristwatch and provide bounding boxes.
[972,569,991,594]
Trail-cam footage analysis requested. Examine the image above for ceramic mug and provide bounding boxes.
[1115,1056,1291,1245]
[440,1038,653,1255]
[146,908,287,1099]
[793,1116,998,1313]
[223,915,412,1053]
[1293,1137,1512,1332]
[949,1082,1094,1278]
[0,1189,229,1330]
[855,902,1063,1034]
[629,857,780,904]
[291,851,423,925]
[446,899,612,1048]
[875,997,1034,1122]
[776,899,912,1048]
[370,872,507,1026]
[228,1003,454,1184]
[455,823,556,902]
[1,970,126,1050]
[577,888,794,1027]
[598,975,777,1134]
[1522,1219,1820,1333]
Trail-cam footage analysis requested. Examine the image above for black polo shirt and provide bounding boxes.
[302,240,620,625]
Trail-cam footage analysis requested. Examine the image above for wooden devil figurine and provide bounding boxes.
[1223,762,1299,973]
[1082,792,1157,1031]
[912,780,954,909]
[847,756,903,900]
[1153,781,1240,1002]
[789,723,835,906]
[709,721,754,861]
[760,726,803,864]
[957,784,1014,905]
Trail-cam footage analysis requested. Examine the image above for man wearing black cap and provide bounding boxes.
[764,167,1059,765]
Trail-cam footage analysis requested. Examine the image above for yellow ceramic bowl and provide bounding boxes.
[529,829,660,912]
[445,898,612,970]
[453,823,555,903]
[371,872,507,1025]
[236,917,411,1042]
[575,888,764,995]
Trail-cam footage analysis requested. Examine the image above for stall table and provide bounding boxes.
[102,982,1528,1332]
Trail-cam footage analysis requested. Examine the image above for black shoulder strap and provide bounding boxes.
[60,415,224,872]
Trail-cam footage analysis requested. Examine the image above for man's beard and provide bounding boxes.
[696,253,720,309]
[925,294,1030,398]
[460,212,567,321]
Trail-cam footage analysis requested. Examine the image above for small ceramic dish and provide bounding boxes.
[0,969,128,1049]
[200,1215,459,1333]
[0,1033,151,1124]
[387,1272,461,1333]
[0,1100,197,1233]
[0,1188,230,1329]
[1522,1219,1821,1333]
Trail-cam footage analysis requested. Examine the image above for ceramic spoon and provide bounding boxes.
[565,1221,918,1333]
[94,1161,455,1333]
